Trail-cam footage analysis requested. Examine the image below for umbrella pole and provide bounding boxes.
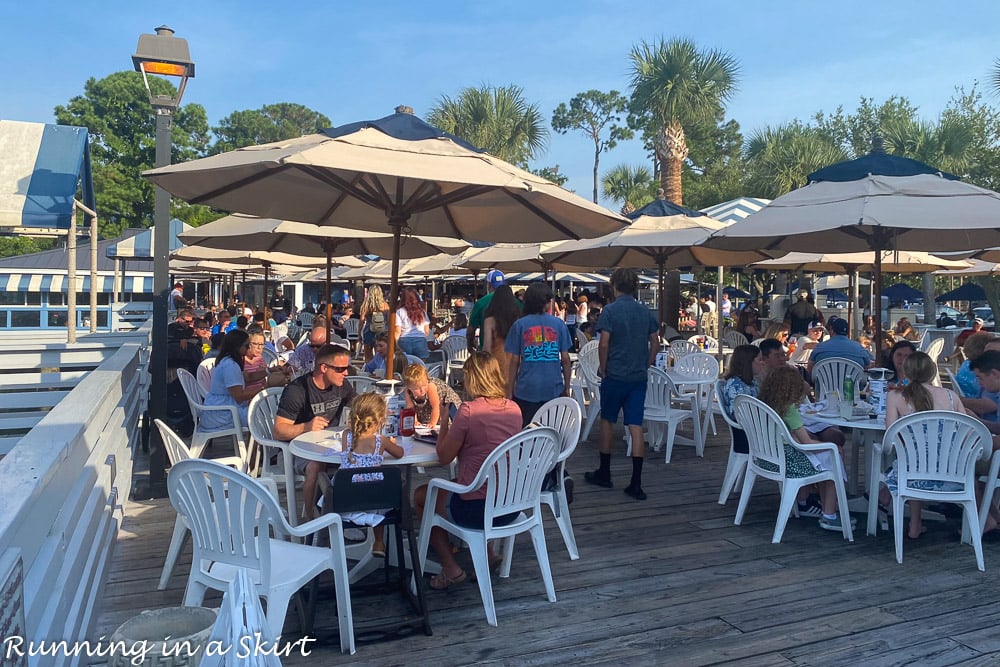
[386,215,406,375]
[325,244,333,337]
[874,252,884,362]
[658,259,665,335]
[263,263,270,332]
[716,265,724,363]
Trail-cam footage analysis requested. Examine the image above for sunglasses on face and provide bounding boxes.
[323,364,350,373]
[309,343,324,349]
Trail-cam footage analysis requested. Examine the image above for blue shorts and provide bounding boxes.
[600,377,647,426]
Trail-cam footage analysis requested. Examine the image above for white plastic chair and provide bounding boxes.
[532,398,583,560]
[575,328,589,352]
[925,336,946,363]
[715,379,749,505]
[176,368,248,461]
[270,323,288,345]
[426,362,444,379]
[670,339,700,362]
[871,411,990,570]
[723,329,748,350]
[196,357,216,399]
[417,427,559,627]
[945,367,970,397]
[641,367,699,463]
[248,388,301,527]
[811,357,867,401]
[732,395,853,543]
[441,335,469,386]
[261,346,279,369]
[675,352,721,444]
[576,341,602,441]
[167,459,355,651]
[155,418,261,592]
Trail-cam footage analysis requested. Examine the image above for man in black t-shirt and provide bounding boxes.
[274,344,356,520]
[269,288,291,324]
[784,290,820,336]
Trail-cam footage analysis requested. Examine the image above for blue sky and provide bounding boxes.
[4,1,1000,208]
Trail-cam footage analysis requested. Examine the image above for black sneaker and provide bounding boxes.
[623,485,647,501]
[564,475,574,504]
[584,470,613,488]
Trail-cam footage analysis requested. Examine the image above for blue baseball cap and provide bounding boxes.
[486,269,505,289]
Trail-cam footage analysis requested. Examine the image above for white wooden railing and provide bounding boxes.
[0,323,150,666]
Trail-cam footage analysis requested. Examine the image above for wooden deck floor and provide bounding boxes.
[97,419,1000,666]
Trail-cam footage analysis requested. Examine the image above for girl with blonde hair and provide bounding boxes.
[341,392,404,558]
[414,352,522,589]
[402,363,461,428]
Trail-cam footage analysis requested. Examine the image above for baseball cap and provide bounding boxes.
[830,317,849,336]
[975,317,985,325]
[486,269,505,289]
[808,321,825,330]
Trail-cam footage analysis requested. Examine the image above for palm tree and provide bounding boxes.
[628,38,740,205]
[427,84,548,167]
[879,115,974,176]
[601,164,657,215]
[745,123,848,197]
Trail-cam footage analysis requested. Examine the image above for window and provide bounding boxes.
[48,311,68,327]
[11,311,40,327]
[0,293,24,306]
[0,311,6,327]
[48,292,65,306]
[26,292,41,306]
[76,292,111,306]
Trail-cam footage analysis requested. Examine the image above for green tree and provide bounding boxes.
[0,236,54,259]
[600,164,657,215]
[552,90,633,202]
[210,103,332,154]
[54,71,209,238]
[627,37,740,205]
[682,116,747,210]
[745,122,848,197]
[530,165,569,186]
[427,84,548,167]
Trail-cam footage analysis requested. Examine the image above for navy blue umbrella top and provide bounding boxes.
[935,282,986,303]
[882,283,924,302]
[320,111,485,154]
[626,198,705,220]
[808,151,959,183]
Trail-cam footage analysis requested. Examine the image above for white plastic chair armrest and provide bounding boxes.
[284,510,344,541]
[426,475,478,497]
[791,441,840,455]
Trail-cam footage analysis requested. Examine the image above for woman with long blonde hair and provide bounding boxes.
[414,352,522,589]
[359,286,390,361]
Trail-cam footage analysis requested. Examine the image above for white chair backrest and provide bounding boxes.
[270,323,288,345]
[925,337,946,363]
[575,328,589,351]
[811,357,867,400]
[177,368,205,415]
[531,397,582,463]
[442,335,469,365]
[261,346,279,369]
[732,395,792,478]
[343,318,360,339]
[577,341,601,389]
[469,427,559,526]
[345,375,377,393]
[883,410,989,490]
[248,387,283,445]
[723,330,748,350]
[168,459,285,590]
[945,367,968,397]
[298,312,314,328]
[426,362,444,379]
[676,351,719,378]
[406,354,427,367]
[687,335,719,352]
[155,418,192,466]
[645,367,680,411]
[670,340,700,361]
[196,357,216,398]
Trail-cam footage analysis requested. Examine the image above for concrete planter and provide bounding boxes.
[109,606,218,667]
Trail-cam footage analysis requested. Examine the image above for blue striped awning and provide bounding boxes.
[0,273,153,293]
[700,197,771,224]
[107,219,191,259]
[0,120,95,230]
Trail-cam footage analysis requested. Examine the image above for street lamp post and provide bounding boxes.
[132,26,195,498]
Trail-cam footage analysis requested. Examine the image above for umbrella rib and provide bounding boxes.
[410,184,495,213]
[440,204,463,239]
[293,165,387,210]
[188,165,285,205]
[317,174,365,223]
[501,190,581,239]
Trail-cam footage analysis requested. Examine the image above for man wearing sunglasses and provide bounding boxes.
[274,344,357,520]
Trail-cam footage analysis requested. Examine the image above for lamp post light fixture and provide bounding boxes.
[132,25,194,498]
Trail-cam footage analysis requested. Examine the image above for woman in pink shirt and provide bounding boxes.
[414,351,523,590]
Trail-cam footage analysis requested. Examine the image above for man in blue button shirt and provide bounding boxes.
[584,268,659,500]
[807,317,872,375]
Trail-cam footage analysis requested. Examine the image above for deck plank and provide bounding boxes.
[95,416,1000,665]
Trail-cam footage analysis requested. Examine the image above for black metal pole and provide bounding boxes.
[141,109,173,499]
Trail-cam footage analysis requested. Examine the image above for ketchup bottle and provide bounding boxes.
[399,405,416,437]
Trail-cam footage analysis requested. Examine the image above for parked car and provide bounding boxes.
[972,306,995,324]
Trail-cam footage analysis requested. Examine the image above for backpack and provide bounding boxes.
[370,310,387,333]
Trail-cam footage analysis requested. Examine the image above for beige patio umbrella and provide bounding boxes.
[750,251,971,335]
[179,213,468,323]
[541,202,776,326]
[144,109,626,363]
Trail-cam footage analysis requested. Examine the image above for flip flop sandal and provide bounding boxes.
[430,570,468,590]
